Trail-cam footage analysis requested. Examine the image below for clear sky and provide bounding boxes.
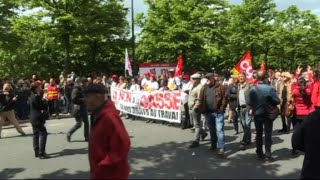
[124,0,320,35]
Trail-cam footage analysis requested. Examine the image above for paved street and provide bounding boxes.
[0,116,303,179]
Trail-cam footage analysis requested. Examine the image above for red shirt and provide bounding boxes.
[89,100,131,179]
[292,83,315,116]
[311,81,320,107]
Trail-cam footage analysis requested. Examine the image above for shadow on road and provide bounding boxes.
[0,168,25,179]
[129,141,301,179]
[39,168,89,179]
[48,148,88,158]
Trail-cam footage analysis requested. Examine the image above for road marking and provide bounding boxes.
[48,123,64,127]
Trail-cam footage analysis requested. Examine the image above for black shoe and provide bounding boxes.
[239,144,246,151]
[66,135,71,142]
[292,149,298,156]
[257,153,265,160]
[39,153,50,159]
[265,156,275,163]
[20,131,26,136]
[35,152,39,158]
[201,132,208,141]
[209,144,217,151]
[189,141,200,148]
[278,129,287,133]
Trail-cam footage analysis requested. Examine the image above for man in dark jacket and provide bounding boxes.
[66,77,89,142]
[292,108,320,179]
[84,83,130,179]
[248,71,280,162]
[196,73,228,157]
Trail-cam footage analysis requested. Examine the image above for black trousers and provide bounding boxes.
[32,124,48,154]
[181,103,191,129]
[68,110,89,140]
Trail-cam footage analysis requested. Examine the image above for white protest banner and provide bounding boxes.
[111,87,181,123]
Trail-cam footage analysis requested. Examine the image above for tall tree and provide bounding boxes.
[136,0,230,72]
[20,0,128,74]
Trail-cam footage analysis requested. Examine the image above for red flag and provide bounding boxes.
[175,55,184,77]
[231,51,254,83]
[260,60,266,72]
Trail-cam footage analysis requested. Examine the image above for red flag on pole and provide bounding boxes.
[175,55,184,77]
[231,51,254,83]
[260,60,266,72]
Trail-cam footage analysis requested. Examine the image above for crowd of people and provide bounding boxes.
[0,64,319,179]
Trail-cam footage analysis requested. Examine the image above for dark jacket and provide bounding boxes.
[0,91,16,112]
[197,82,228,113]
[30,92,48,126]
[248,82,280,116]
[89,100,130,179]
[292,108,320,179]
[227,84,238,110]
[71,86,86,115]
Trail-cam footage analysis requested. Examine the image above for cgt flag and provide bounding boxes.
[231,51,254,83]
[175,54,184,77]
[125,48,133,76]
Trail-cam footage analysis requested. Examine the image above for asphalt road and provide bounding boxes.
[0,116,303,179]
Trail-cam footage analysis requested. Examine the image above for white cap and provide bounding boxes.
[191,73,201,79]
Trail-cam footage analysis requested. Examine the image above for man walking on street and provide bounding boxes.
[188,73,207,148]
[66,77,89,142]
[197,73,228,157]
[237,72,253,150]
[248,71,280,162]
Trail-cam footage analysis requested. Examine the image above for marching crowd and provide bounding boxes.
[0,65,319,179]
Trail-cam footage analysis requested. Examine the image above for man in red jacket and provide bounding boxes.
[83,84,131,179]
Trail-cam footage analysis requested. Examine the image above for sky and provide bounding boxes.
[124,0,320,35]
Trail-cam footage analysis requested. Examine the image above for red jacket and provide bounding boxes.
[89,101,131,179]
[311,81,320,107]
[292,83,315,116]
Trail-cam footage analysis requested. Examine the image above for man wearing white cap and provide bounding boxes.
[188,73,208,148]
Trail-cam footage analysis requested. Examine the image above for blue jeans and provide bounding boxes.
[205,112,225,150]
[239,107,252,143]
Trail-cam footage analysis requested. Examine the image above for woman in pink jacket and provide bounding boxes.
[292,76,315,154]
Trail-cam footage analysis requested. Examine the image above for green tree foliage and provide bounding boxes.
[137,0,320,72]
[0,0,319,78]
[0,0,129,78]
[136,0,230,72]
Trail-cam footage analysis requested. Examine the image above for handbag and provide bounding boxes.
[265,103,280,121]
[285,102,295,118]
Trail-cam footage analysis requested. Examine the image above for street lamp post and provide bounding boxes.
[131,0,135,76]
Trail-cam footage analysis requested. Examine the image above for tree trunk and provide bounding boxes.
[92,40,98,63]
[64,33,71,75]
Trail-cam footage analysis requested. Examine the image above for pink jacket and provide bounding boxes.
[311,81,320,107]
[292,83,315,116]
